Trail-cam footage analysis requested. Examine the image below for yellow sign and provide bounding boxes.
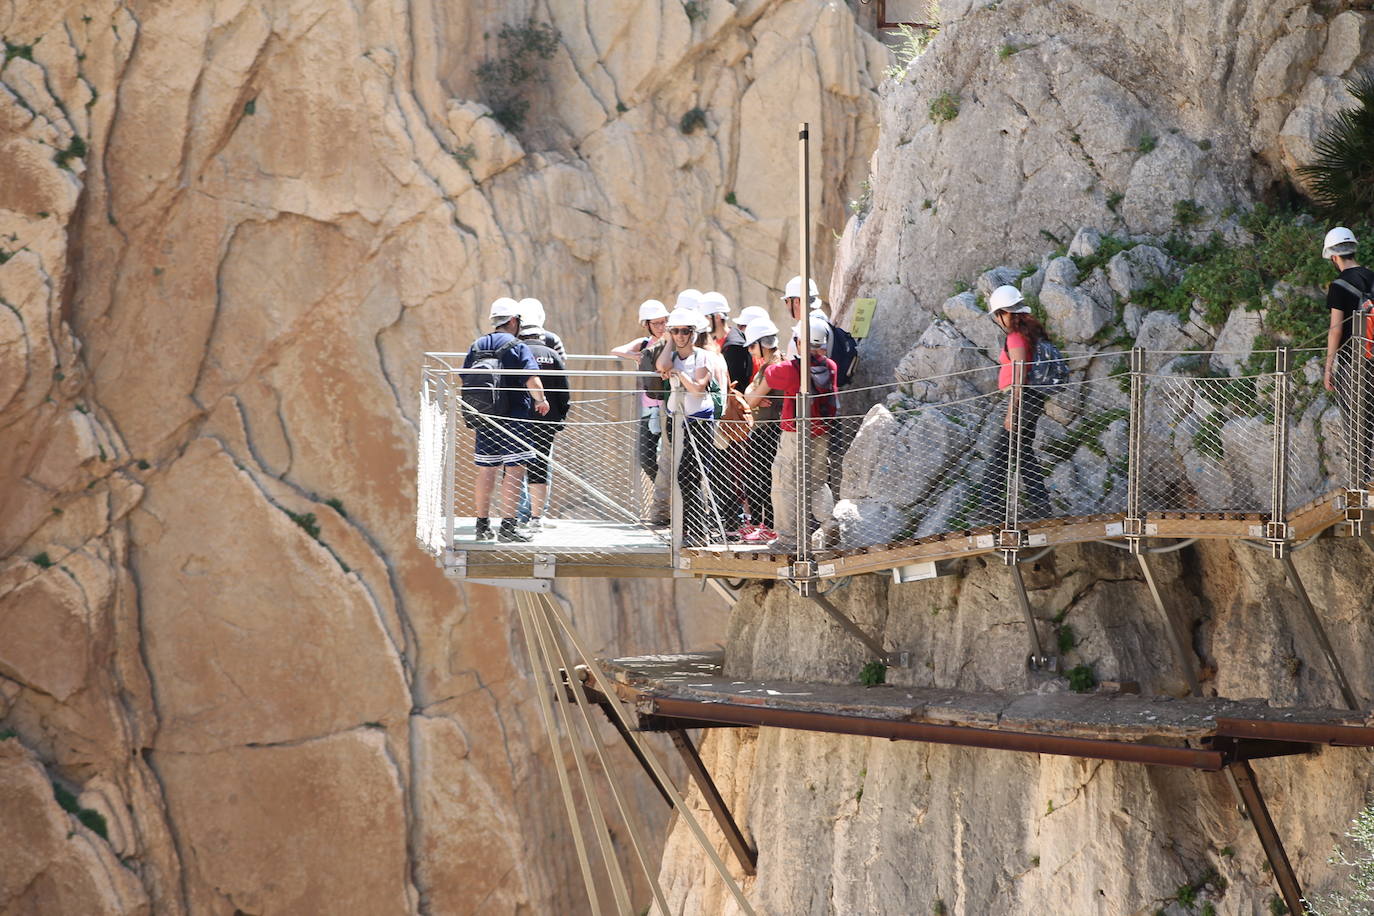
[849,298,877,339]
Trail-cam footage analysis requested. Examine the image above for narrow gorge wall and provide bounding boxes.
[656,1,1374,913]
[0,1,882,912]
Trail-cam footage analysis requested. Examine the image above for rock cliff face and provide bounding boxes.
[655,1,1374,913]
[0,1,881,912]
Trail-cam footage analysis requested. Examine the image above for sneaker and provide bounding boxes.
[474,519,494,541]
[525,518,544,533]
[743,526,778,544]
[735,524,758,540]
[498,520,533,542]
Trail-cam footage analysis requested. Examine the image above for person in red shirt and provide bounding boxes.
[977,285,1052,523]
[764,317,838,549]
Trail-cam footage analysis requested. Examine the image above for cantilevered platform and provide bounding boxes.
[589,652,1374,770]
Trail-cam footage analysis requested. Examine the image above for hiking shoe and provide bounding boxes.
[525,518,544,533]
[498,520,533,543]
[743,526,778,544]
[474,519,494,541]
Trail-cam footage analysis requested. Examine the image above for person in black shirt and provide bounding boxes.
[518,321,571,532]
[1322,226,1374,483]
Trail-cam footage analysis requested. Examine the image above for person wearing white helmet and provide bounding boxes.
[1322,226,1374,475]
[462,298,551,542]
[734,305,769,329]
[612,299,672,514]
[697,291,731,349]
[780,275,823,321]
[763,316,839,550]
[656,308,729,544]
[674,289,703,312]
[517,297,566,359]
[973,285,1052,522]
[739,316,783,541]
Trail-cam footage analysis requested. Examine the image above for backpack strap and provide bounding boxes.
[1334,278,1373,302]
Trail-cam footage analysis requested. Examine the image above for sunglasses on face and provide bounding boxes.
[669,328,694,336]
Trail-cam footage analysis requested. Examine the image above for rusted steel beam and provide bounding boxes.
[644,697,1228,770]
[1226,761,1305,915]
[1202,737,1315,761]
[1215,717,1374,747]
[669,728,758,876]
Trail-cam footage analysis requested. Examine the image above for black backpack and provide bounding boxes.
[638,339,669,402]
[828,323,860,387]
[460,339,519,426]
[1026,337,1069,389]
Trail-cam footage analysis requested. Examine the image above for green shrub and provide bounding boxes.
[1174,198,1205,227]
[683,0,707,21]
[1138,133,1158,154]
[475,20,560,132]
[54,135,87,171]
[998,43,1019,60]
[3,38,37,64]
[679,107,707,134]
[453,144,476,168]
[1298,74,1374,223]
[286,510,321,541]
[1106,191,1124,213]
[0,728,17,741]
[929,91,961,123]
[859,661,887,686]
[1304,802,1374,915]
[32,552,53,569]
[325,497,347,517]
[884,22,939,81]
[1056,623,1076,655]
[78,808,108,839]
[1066,664,1096,692]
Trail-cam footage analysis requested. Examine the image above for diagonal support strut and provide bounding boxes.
[1224,760,1305,915]
[805,591,889,663]
[668,728,758,876]
[1278,554,1360,710]
[1136,552,1201,697]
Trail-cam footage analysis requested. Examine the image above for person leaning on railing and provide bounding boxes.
[612,299,670,505]
[765,316,839,551]
[464,298,550,543]
[517,317,570,533]
[657,308,726,545]
[975,285,1053,523]
[1321,227,1374,479]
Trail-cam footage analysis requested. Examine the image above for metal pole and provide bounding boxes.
[1225,761,1306,915]
[806,591,888,662]
[1004,360,1025,543]
[1136,553,1201,697]
[796,121,812,570]
[1279,554,1360,710]
[1008,563,1047,667]
[671,393,685,568]
[1126,347,1145,550]
[1353,331,1370,490]
[443,375,459,552]
[1269,348,1291,556]
[668,728,758,876]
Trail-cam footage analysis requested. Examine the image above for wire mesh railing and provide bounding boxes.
[417,334,1374,577]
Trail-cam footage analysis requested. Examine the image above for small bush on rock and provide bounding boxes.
[679,107,708,134]
[1304,802,1374,915]
[859,661,887,686]
[929,91,960,123]
[1066,664,1096,692]
[884,20,939,81]
[475,20,560,133]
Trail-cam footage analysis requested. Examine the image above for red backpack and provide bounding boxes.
[1333,277,1374,358]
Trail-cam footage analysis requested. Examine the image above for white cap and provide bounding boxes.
[794,316,830,347]
[675,289,703,311]
[666,307,701,329]
[988,285,1031,316]
[517,297,546,328]
[490,297,521,323]
[638,299,669,322]
[1324,227,1358,258]
[698,291,730,316]
[743,315,779,347]
[781,275,821,303]
[734,305,769,327]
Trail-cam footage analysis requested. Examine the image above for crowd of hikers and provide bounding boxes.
[457,224,1374,546]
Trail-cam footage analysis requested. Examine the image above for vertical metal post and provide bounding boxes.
[1003,360,1025,549]
[1351,330,1371,492]
[442,374,459,552]
[668,728,758,876]
[1224,761,1305,916]
[1009,562,1048,669]
[1136,552,1201,697]
[1125,347,1146,551]
[795,121,812,571]
[1279,554,1360,710]
[671,393,685,568]
[1268,348,1291,557]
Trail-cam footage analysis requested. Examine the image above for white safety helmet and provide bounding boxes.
[489,296,522,324]
[987,285,1031,316]
[638,299,669,322]
[517,297,546,329]
[698,291,730,316]
[666,307,701,330]
[675,289,703,311]
[781,275,821,303]
[794,315,831,348]
[744,315,780,347]
[1324,226,1358,259]
[734,305,769,327]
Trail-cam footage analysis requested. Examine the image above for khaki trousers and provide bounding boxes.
[771,430,831,544]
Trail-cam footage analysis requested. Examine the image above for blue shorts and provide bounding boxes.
[473,419,534,467]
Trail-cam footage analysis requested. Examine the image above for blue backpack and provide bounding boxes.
[1027,338,1069,389]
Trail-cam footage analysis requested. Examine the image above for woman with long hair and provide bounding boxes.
[977,285,1052,522]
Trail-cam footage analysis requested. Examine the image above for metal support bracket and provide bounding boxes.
[1008,562,1054,671]
[532,553,557,579]
[804,591,892,665]
[1136,552,1201,697]
[668,728,758,876]
[1223,761,1306,916]
[1278,554,1360,710]
[469,577,551,593]
[443,549,468,579]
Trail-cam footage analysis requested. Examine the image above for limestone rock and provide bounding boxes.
[1067,226,1102,258]
[1039,280,1111,344]
[1106,244,1175,301]
[1209,307,1263,376]
[893,318,996,401]
[940,290,1002,358]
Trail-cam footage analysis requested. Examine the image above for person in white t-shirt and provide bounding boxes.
[657,308,724,544]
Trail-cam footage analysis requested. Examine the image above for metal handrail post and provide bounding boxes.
[1001,361,1025,563]
[670,392,684,570]
[1268,348,1291,556]
[1125,347,1146,551]
[1353,331,1370,491]
[442,374,458,556]
[795,121,813,578]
